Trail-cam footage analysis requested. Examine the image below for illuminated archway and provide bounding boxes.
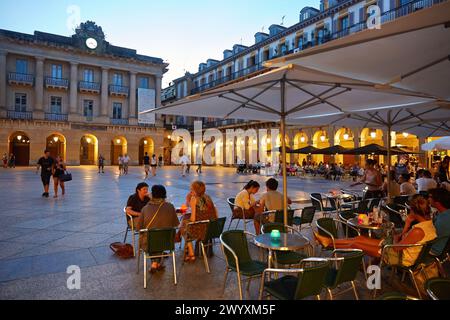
[361,128,384,165]
[293,131,309,164]
[46,133,66,161]
[139,137,155,165]
[334,128,355,166]
[111,136,128,165]
[8,131,30,166]
[312,129,330,163]
[80,134,98,165]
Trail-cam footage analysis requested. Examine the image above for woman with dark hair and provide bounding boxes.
[234,180,264,234]
[437,156,449,184]
[180,181,218,262]
[315,195,436,266]
[136,185,179,273]
[52,155,66,198]
[126,182,150,218]
[351,159,383,199]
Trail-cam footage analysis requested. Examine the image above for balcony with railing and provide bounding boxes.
[6,110,33,120]
[85,115,94,122]
[191,64,265,95]
[188,0,444,97]
[8,73,34,87]
[111,118,129,125]
[44,113,68,122]
[45,77,69,90]
[79,81,101,94]
[109,84,129,97]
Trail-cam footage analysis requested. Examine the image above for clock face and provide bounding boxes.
[85,38,98,50]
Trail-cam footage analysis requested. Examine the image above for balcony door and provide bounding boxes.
[113,73,123,86]
[83,100,94,119]
[50,96,62,114]
[16,59,28,74]
[113,102,122,119]
[14,93,27,112]
[84,69,94,82]
[51,64,63,79]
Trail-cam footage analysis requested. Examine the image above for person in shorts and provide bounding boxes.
[98,155,105,174]
[143,152,150,179]
[123,154,130,175]
[36,150,54,198]
[52,155,66,198]
[151,154,158,177]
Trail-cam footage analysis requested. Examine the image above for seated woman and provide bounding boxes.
[234,180,265,235]
[136,185,180,273]
[315,195,436,266]
[180,181,218,262]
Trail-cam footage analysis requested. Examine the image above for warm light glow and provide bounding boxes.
[266,138,270,144]
[86,137,92,144]
[53,136,59,143]
[253,139,257,144]
[370,131,377,139]
[343,133,350,141]
[300,136,306,143]
[320,132,326,142]
[144,140,148,145]
[167,135,171,139]
[241,140,245,145]
[116,139,121,144]
[402,132,409,138]
[17,135,22,141]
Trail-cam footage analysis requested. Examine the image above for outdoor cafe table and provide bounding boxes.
[347,218,394,238]
[253,233,310,268]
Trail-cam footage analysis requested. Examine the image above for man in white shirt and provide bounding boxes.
[399,174,417,196]
[122,154,130,175]
[415,170,437,192]
[180,154,189,177]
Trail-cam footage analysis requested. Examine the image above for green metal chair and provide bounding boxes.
[430,236,450,278]
[425,278,450,300]
[315,217,361,252]
[311,193,336,218]
[293,206,315,232]
[220,230,267,300]
[259,258,331,300]
[182,219,210,267]
[137,227,177,288]
[226,197,253,232]
[200,217,227,273]
[378,239,437,299]
[377,292,419,300]
[123,207,139,257]
[274,209,295,226]
[324,249,365,300]
[261,223,312,266]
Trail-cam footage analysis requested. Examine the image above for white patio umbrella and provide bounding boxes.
[266,0,450,101]
[422,136,450,151]
[142,65,436,225]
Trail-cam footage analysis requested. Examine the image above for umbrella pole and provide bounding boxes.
[387,111,392,201]
[280,78,288,226]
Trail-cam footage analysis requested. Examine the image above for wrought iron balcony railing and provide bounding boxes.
[45,77,69,90]
[8,73,34,86]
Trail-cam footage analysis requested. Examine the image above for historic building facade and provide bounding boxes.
[0,21,168,166]
[162,0,443,167]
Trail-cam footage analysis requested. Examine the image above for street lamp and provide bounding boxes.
[86,137,92,144]
[300,136,306,143]
[370,130,377,139]
[402,132,409,138]
[53,136,59,143]
[116,139,121,144]
[320,131,326,142]
[17,135,22,141]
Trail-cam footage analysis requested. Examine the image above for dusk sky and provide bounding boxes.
[0,0,318,87]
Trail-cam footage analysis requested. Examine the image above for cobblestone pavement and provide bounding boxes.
[0,166,417,299]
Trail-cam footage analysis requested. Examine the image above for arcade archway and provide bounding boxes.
[139,137,155,165]
[312,130,330,164]
[111,137,128,165]
[334,128,355,166]
[80,134,98,165]
[8,131,30,166]
[46,133,66,161]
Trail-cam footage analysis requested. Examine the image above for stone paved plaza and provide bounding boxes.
[0,166,421,300]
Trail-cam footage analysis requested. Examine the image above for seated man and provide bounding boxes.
[126,182,151,220]
[399,174,417,196]
[259,178,292,212]
[136,185,180,273]
[428,188,450,257]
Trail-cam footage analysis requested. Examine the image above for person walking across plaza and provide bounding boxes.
[158,154,163,167]
[98,154,105,174]
[143,152,150,179]
[123,154,130,175]
[151,154,158,177]
[2,153,7,168]
[180,154,189,177]
[52,155,66,198]
[8,153,15,168]
[118,154,124,176]
[36,150,54,198]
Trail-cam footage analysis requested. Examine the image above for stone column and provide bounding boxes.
[68,62,79,121]
[100,67,109,122]
[34,56,45,119]
[0,50,7,117]
[129,71,137,125]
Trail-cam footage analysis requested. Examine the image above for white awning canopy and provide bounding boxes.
[422,136,450,151]
[266,1,450,101]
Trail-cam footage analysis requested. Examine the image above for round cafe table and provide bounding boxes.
[347,217,394,238]
[254,233,310,268]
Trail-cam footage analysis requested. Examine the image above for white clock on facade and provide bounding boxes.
[85,38,98,50]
